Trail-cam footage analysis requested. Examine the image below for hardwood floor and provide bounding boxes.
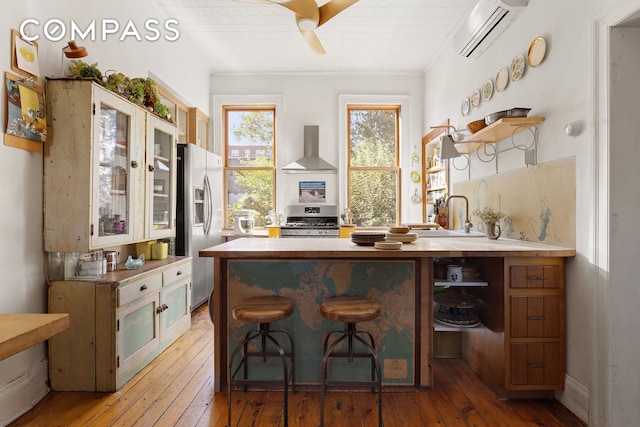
[10,305,586,427]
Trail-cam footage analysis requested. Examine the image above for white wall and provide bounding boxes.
[210,74,425,222]
[0,1,210,423]
[423,0,640,425]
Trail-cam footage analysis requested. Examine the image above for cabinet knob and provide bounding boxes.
[131,160,138,168]
[148,164,155,172]
[140,284,148,291]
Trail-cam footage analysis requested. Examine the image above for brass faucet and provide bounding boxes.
[446,195,473,233]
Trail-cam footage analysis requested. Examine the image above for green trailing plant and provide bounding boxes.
[62,62,172,122]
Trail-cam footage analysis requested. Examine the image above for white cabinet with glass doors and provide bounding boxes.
[44,79,176,253]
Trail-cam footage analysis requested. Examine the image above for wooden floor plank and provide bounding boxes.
[444,358,521,427]
[9,304,586,427]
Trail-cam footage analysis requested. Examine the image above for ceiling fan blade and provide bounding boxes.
[318,0,359,27]
[231,0,272,4]
[299,29,326,55]
[267,0,318,20]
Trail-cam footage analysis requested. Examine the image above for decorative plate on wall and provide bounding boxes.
[510,54,526,81]
[527,36,547,67]
[461,97,471,116]
[482,79,494,102]
[471,89,481,108]
[495,67,509,92]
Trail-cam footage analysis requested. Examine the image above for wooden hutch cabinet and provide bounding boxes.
[45,80,189,392]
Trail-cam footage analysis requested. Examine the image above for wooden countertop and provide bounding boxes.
[93,256,191,285]
[200,236,576,259]
[0,313,70,361]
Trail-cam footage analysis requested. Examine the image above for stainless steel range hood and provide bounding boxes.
[282,125,336,173]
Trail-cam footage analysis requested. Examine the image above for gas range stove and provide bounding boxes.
[280,205,339,238]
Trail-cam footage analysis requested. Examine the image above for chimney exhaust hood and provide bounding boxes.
[282,125,336,173]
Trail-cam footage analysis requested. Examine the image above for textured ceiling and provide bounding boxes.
[150,0,475,73]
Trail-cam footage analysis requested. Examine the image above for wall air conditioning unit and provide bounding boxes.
[453,0,528,59]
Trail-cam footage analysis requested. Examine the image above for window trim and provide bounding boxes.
[340,96,408,226]
[220,103,279,229]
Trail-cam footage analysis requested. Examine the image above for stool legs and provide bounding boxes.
[319,322,383,427]
[227,323,295,427]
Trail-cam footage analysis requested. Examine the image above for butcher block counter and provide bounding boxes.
[200,237,575,397]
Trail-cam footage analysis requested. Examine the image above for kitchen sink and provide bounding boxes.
[412,229,485,237]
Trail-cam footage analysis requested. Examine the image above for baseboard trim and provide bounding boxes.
[0,359,50,426]
[556,374,589,424]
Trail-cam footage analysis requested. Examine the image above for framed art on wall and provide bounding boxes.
[11,29,40,79]
[4,72,46,153]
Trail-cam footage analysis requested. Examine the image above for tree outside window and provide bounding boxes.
[348,106,400,227]
[224,107,275,228]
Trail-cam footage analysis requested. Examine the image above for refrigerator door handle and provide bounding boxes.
[203,174,212,236]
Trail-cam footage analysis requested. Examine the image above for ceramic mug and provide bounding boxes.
[447,264,463,282]
[485,222,501,240]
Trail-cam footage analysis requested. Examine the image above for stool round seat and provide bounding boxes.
[233,296,294,323]
[320,295,380,323]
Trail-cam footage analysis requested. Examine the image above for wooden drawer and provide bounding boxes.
[162,261,192,285]
[510,295,562,338]
[509,265,560,289]
[118,273,162,307]
[509,342,563,388]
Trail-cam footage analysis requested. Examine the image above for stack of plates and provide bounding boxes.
[386,232,418,243]
[374,241,403,250]
[350,231,386,246]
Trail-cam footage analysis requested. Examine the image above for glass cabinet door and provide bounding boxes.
[148,115,176,239]
[92,90,138,247]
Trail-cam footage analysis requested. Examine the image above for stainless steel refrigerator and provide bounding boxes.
[176,143,222,311]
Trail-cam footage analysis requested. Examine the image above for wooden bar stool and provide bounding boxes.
[319,295,383,427]
[227,296,295,427]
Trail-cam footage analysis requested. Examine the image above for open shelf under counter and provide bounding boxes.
[433,319,488,332]
[455,117,545,154]
[434,280,488,287]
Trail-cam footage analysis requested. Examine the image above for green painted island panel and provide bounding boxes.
[227,259,416,386]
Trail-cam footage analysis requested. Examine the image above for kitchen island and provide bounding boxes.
[200,237,575,396]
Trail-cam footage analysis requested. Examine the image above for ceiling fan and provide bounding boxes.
[236,0,359,54]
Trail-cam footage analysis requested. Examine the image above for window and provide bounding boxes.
[347,105,400,227]
[224,106,276,228]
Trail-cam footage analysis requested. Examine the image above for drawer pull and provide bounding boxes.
[528,363,546,369]
[527,316,547,321]
[527,276,546,280]
[140,285,148,291]
[176,271,183,276]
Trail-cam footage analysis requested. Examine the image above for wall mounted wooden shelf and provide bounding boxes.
[455,117,545,154]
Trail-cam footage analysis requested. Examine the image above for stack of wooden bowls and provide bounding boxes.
[386,226,418,244]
